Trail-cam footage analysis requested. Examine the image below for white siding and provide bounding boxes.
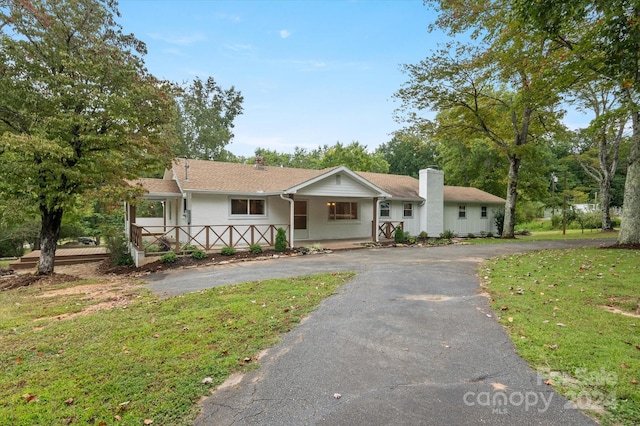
[297,173,379,197]
[443,203,501,236]
[378,200,421,237]
[302,197,374,241]
[419,169,444,236]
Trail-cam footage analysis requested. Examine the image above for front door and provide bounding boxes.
[294,200,308,240]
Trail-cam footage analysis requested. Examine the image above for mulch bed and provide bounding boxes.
[1,247,332,290]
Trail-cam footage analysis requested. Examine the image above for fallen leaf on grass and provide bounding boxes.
[22,393,37,403]
[621,363,629,369]
[507,317,514,323]
[64,397,74,404]
[545,379,554,385]
[556,323,566,327]
[144,420,153,425]
[114,415,121,421]
[202,377,213,384]
[632,378,638,385]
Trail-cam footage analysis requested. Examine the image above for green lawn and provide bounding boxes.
[468,229,618,244]
[0,272,353,425]
[482,247,640,425]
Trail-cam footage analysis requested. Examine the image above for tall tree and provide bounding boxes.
[571,82,626,231]
[376,129,438,178]
[515,0,640,244]
[174,76,244,160]
[0,0,177,275]
[396,36,563,237]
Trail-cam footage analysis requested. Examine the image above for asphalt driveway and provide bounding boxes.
[146,240,612,425]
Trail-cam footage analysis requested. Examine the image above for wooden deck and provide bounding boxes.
[10,247,109,271]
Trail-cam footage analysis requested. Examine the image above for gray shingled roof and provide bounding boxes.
[444,186,505,203]
[131,159,505,204]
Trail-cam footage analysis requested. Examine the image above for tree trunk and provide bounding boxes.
[37,206,64,275]
[502,155,521,238]
[599,176,613,232]
[618,111,640,244]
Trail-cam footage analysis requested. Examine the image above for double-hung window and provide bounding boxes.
[403,202,413,218]
[231,198,266,216]
[379,201,390,218]
[481,206,488,218]
[458,205,466,219]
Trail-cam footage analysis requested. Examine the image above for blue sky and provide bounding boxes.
[117,0,441,157]
[117,1,589,158]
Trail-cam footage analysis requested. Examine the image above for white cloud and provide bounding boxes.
[279,29,291,39]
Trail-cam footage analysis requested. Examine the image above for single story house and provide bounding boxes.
[125,158,505,266]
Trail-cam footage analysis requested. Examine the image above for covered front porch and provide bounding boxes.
[126,216,403,267]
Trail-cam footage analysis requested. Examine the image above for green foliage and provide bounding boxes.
[103,228,134,267]
[418,231,429,240]
[136,200,164,218]
[181,244,198,252]
[439,229,455,239]
[160,252,178,264]
[190,249,207,260]
[376,129,438,177]
[394,226,406,243]
[249,243,263,254]
[0,0,177,274]
[173,77,244,160]
[220,246,236,256]
[467,233,476,239]
[275,227,288,252]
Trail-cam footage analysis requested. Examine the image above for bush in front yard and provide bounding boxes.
[249,243,263,254]
[275,227,287,252]
[394,226,405,243]
[190,249,207,260]
[160,252,178,264]
[221,246,236,256]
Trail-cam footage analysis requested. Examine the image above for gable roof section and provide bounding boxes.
[286,166,390,197]
[131,178,181,197]
[444,186,505,203]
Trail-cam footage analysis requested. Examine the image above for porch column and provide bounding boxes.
[288,194,295,248]
[372,197,378,243]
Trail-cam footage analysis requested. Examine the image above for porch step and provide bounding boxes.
[9,248,109,271]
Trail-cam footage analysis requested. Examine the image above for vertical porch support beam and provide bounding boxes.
[372,197,379,243]
[280,193,295,249]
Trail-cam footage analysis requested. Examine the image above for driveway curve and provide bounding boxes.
[146,239,612,425]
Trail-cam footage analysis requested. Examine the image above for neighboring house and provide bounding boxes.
[125,158,505,266]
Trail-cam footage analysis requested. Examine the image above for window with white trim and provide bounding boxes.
[231,198,266,215]
[379,201,390,218]
[481,206,488,218]
[458,205,466,219]
[328,201,358,220]
[403,202,413,218]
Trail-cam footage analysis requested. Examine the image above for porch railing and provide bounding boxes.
[377,221,404,239]
[129,224,290,253]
